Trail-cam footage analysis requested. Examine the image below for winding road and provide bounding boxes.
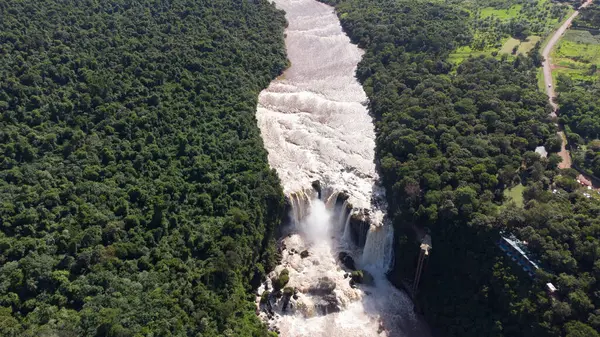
[541,0,593,169]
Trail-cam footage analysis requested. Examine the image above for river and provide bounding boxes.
[255,0,430,336]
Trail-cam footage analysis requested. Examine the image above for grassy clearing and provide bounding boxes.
[553,67,597,83]
[537,68,546,92]
[518,35,541,54]
[451,34,541,64]
[551,30,600,81]
[448,45,498,64]
[499,36,542,55]
[500,38,521,54]
[449,0,567,66]
[480,5,523,20]
[449,0,570,67]
[555,36,600,64]
[503,184,525,208]
[564,29,600,45]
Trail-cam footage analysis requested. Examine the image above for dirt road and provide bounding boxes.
[541,0,593,169]
[542,0,593,113]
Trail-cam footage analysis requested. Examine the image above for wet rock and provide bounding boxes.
[260,290,271,304]
[309,276,336,295]
[300,250,309,258]
[335,191,350,205]
[312,180,321,199]
[338,251,356,270]
[349,212,370,247]
[282,287,296,312]
[282,295,291,312]
[272,269,290,290]
[350,270,374,286]
[283,286,294,297]
[260,291,274,317]
[315,294,341,315]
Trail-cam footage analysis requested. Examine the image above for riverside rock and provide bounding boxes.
[338,252,356,270]
[309,277,337,296]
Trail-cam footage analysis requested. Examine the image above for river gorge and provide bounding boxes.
[255,0,429,336]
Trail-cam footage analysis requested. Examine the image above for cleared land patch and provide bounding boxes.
[480,5,523,20]
[518,35,542,53]
[449,0,568,65]
[500,36,542,55]
[503,184,525,208]
[500,37,522,54]
[551,30,600,81]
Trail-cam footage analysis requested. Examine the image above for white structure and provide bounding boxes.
[535,146,548,158]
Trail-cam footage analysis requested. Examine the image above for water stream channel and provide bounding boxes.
[255,1,430,336]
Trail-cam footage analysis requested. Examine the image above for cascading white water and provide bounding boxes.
[255,0,430,336]
[362,224,395,271]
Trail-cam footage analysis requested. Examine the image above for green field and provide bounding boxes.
[480,5,522,20]
[551,30,600,82]
[500,37,521,54]
[448,0,568,65]
[499,36,541,55]
[449,35,541,64]
[518,35,542,53]
[537,67,546,92]
[448,44,501,64]
[503,184,525,208]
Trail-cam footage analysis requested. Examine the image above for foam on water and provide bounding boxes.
[256,199,429,337]
[257,0,376,210]
[255,0,429,336]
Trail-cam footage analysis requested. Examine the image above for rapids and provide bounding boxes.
[255,0,430,336]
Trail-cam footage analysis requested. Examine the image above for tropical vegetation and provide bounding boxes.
[321,0,600,335]
[0,0,287,335]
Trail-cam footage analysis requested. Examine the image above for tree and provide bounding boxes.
[565,321,600,337]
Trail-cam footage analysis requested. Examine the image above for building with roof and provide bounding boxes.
[498,236,540,278]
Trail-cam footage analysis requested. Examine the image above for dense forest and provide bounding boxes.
[321,0,600,336]
[0,0,288,336]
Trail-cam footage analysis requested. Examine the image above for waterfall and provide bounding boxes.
[257,192,421,337]
[341,210,352,243]
[361,223,394,272]
[338,199,350,234]
[324,191,339,209]
[289,190,313,226]
[254,0,428,335]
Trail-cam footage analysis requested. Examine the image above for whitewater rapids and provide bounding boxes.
[255,0,430,336]
[257,0,377,211]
